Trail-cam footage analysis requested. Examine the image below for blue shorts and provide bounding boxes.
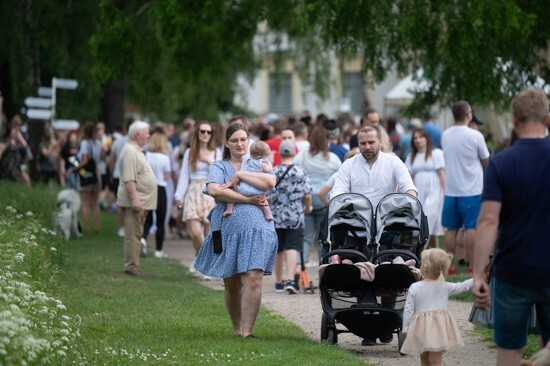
[493,278,550,349]
[441,195,481,230]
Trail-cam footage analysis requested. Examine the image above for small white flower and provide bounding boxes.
[50,247,57,252]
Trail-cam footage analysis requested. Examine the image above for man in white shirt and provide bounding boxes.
[332,125,417,207]
[332,125,417,345]
[441,101,490,275]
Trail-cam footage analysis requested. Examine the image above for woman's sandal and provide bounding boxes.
[244,334,257,339]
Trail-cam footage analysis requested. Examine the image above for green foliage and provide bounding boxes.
[0,1,101,122]
[0,192,80,364]
[1,0,548,124]
[302,0,549,111]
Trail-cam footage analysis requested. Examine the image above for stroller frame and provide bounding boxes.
[318,193,428,352]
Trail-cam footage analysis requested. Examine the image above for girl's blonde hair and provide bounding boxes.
[420,248,452,280]
[148,131,169,154]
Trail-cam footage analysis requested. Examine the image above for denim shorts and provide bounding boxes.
[493,278,550,349]
[276,228,304,253]
[441,195,481,230]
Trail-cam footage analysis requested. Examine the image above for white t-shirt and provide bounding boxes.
[331,152,417,208]
[294,150,341,192]
[296,140,310,153]
[441,125,490,196]
[145,152,171,187]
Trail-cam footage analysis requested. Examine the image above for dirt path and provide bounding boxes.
[162,237,496,365]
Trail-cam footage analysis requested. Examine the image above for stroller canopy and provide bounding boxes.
[327,193,374,240]
[374,193,429,245]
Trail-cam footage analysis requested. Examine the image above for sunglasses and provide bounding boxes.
[199,130,212,135]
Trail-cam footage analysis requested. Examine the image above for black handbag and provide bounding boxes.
[79,142,98,186]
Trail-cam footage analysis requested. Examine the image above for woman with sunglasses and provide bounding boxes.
[175,121,221,277]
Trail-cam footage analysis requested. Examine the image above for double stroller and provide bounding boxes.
[318,193,429,352]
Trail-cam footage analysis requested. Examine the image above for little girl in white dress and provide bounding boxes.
[401,248,473,365]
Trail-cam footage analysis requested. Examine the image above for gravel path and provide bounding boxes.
[163,237,496,365]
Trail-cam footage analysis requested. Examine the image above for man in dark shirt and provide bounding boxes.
[473,88,550,366]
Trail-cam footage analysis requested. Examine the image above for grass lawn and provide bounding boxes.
[2,183,368,365]
[1,182,540,364]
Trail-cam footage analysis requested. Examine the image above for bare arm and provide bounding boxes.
[208,182,266,205]
[317,185,331,207]
[261,161,273,173]
[405,189,417,197]
[303,193,313,214]
[481,158,489,170]
[222,170,276,191]
[437,168,446,191]
[472,200,501,309]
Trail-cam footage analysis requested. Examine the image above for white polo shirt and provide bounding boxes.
[331,152,417,208]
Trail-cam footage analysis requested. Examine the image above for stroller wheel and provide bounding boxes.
[327,327,337,345]
[321,313,338,345]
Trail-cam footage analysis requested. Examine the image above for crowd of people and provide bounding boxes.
[0,87,548,364]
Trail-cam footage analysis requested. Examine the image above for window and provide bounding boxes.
[343,73,365,114]
[269,73,292,113]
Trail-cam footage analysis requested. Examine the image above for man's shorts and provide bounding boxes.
[441,195,481,230]
[276,228,304,253]
[493,278,550,349]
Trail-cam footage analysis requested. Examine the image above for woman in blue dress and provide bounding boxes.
[194,123,278,338]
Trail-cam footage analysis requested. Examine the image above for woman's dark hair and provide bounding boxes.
[410,128,434,162]
[308,125,329,158]
[82,121,95,140]
[222,123,249,160]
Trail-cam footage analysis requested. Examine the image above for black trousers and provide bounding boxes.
[143,186,167,251]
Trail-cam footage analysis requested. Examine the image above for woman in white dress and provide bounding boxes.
[174,122,221,275]
[405,128,445,249]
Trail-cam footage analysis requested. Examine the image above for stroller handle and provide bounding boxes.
[372,249,420,265]
[320,249,369,264]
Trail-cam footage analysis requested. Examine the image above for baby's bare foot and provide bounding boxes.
[223,210,233,218]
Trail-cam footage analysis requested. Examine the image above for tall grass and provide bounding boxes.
[0,182,80,365]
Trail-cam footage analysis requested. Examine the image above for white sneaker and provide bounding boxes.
[140,238,148,256]
[202,275,212,281]
[117,227,125,237]
[189,258,196,273]
[155,250,167,258]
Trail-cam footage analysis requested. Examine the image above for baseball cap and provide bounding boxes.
[279,140,296,157]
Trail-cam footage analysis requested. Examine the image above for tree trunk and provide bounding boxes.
[100,78,125,133]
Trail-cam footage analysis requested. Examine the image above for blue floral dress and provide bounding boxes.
[194,160,278,278]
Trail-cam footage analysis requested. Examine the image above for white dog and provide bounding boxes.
[56,188,82,240]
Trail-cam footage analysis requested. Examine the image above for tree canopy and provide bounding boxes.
[0,0,548,128]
